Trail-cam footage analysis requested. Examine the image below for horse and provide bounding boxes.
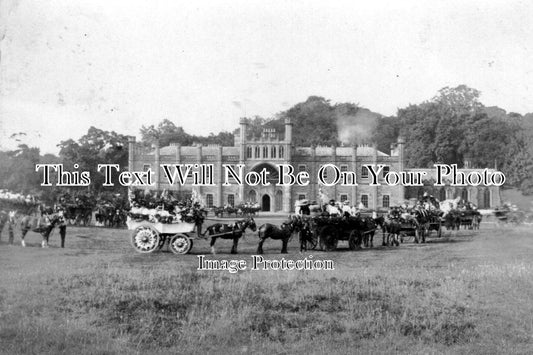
[382,209,401,247]
[362,215,385,248]
[444,210,461,230]
[205,217,257,254]
[411,207,430,243]
[257,216,300,254]
[472,212,482,230]
[19,212,62,247]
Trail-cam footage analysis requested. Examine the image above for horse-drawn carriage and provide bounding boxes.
[128,219,201,254]
[494,207,525,225]
[458,209,481,229]
[385,207,425,244]
[128,216,257,255]
[305,215,365,251]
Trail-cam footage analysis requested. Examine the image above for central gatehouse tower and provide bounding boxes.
[235,117,294,212]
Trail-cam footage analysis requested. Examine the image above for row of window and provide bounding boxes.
[204,193,233,208]
[297,164,390,178]
[143,163,389,179]
[246,145,285,159]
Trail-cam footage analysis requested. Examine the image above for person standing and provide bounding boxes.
[57,208,67,248]
[0,210,7,242]
[7,210,16,245]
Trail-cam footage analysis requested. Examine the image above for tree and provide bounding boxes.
[431,85,483,114]
[140,119,193,147]
[371,116,401,154]
[0,144,45,194]
[58,127,129,192]
[281,96,339,146]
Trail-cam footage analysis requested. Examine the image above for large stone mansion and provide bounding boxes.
[127,118,501,212]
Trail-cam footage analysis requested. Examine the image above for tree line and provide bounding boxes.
[1,85,532,202]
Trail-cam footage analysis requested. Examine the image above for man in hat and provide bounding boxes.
[299,200,310,216]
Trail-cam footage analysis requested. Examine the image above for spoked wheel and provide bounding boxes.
[319,226,338,251]
[306,231,318,250]
[131,225,160,253]
[169,234,193,255]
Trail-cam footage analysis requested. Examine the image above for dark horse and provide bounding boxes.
[205,217,257,254]
[20,212,62,247]
[382,209,401,247]
[362,215,385,248]
[257,216,300,254]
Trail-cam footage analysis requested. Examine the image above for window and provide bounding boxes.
[361,166,369,178]
[143,164,151,172]
[246,146,252,159]
[340,194,348,203]
[340,165,348,172]
[483,189,491,208]
[248,190,257,203]
[361,194,368,208]
[227,194,235,207]
[275,190,283,211]
[439,187,446,201]
[298,194,306,201]
[382,195,390,208]
[263,146,268,158]
[279,146,284,159]
[271,146,276,158]
[254,146,260,158]
[321,165,328,179]
[298,164,306,173]
[461,189,468,202]
[206,194,214,208]
[382,166,390,178]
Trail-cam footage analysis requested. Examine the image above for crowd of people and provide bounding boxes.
[295,198,372,218]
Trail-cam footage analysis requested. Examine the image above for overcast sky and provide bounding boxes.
[1,0,532,154]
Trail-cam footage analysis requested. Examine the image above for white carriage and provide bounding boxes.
[127,218,200,255]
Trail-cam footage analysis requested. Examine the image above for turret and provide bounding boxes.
[284,117,293,143]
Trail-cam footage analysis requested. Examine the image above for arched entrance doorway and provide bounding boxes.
[262,194,271,212]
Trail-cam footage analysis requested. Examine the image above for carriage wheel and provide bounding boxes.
[131,225,160,253]
[319,226,338,251]
[348,230,361,250]
[169,234,193,255]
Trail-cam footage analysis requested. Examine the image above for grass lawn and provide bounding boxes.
[1,221,532,354]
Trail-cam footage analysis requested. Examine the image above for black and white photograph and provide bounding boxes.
[1,0,533,354]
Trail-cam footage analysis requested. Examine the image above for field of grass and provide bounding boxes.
[1,220,533,354]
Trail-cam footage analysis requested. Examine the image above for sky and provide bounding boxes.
[0,0,532,154]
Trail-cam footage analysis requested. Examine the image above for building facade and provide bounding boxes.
[128,118,501,212]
